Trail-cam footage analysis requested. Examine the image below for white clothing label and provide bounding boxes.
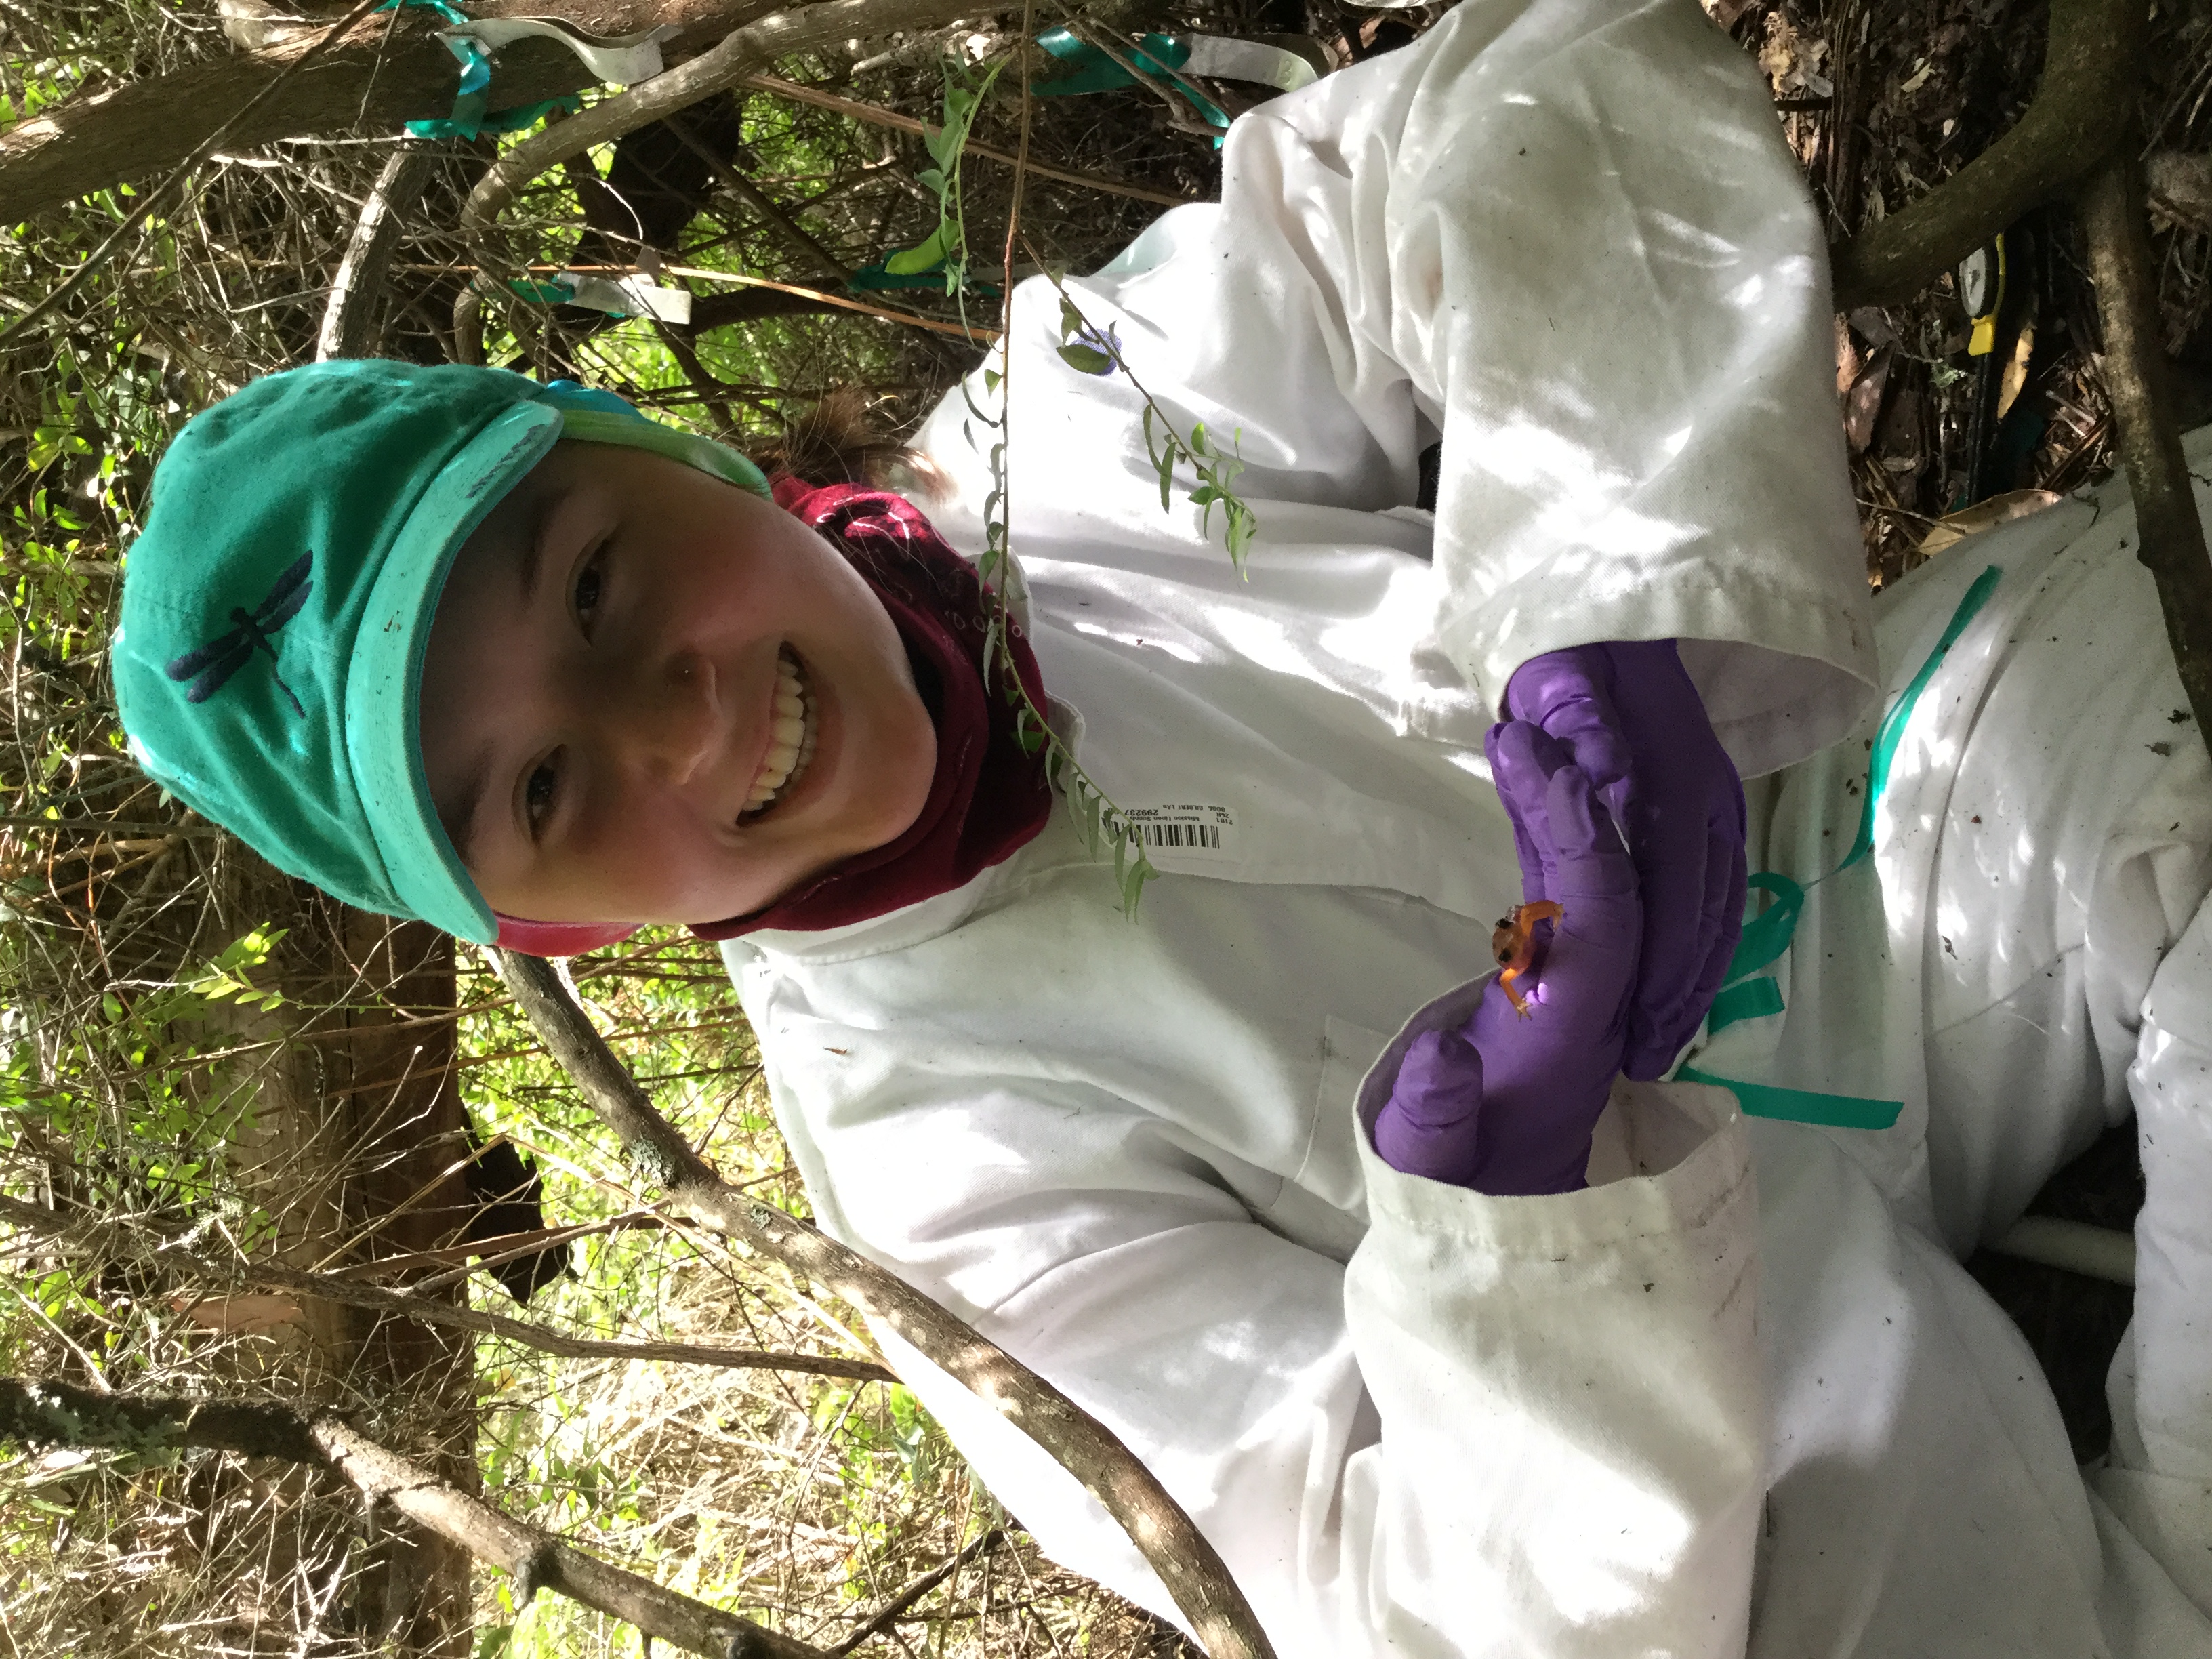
[1122,804,1237,856]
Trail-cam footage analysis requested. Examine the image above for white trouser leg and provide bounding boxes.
[1715,447,2212,1626]
[1727,464,2212,1257]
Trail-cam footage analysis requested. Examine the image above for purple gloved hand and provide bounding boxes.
[1500,640,1746,1080]
[1373,722,1641,1195]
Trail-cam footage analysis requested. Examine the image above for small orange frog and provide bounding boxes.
[1492,901,1563,1017]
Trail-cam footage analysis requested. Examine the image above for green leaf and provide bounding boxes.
[1120,851,1157,917]
[1225,501,1256,571]
[884,223,956,276]
[1143,409,1174,512]
[1054,343,1114,375]
[983,369,1002,393]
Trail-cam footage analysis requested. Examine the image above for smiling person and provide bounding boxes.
[415,436,939,927]
[110,0,2212,1652]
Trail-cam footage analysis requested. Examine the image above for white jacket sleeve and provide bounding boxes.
[919,0,1876,776]
[762,970,1767,1659]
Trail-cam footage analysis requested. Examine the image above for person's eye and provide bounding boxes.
[524,749,563,838]
[572,543,607,630]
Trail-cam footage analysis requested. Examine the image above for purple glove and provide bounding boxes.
[1373,722,1641,1195]
[1500,641,1746,1080]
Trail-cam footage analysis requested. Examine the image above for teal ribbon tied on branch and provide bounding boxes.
[378,0,581,140]
[1031,27,1231,144]
[1677,562,2007,1130]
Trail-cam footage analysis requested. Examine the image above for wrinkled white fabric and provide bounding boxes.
[915,0,1875,777]
[1688,434,2212,1635]
[715,1,2212,1652]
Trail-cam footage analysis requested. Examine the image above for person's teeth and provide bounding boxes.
[742,651,817,818]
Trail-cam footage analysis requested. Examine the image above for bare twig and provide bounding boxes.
[1828,0,2145,310]
[831,1527,1007,1655]
[1067,25,1220,141]
[493,949,1277,1659]
[0,0,391,345]
[663,111,853,281]
[2078,155,2212,741]
[461,0,992,264]
[0,1192,897,1383]
[653,312,746,434]
[468,260,996,344]
[0,1375,831,1659]
[0,3,803,226]
[318,144,434,361]
[739,73,1200,209]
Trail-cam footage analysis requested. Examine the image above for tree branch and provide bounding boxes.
[0,0,393,345]
[0,1191,897,1384]
[0,1,783,228]
[663,110,852,281]
[319,143,434,361]
[2079,155,2212,740]
[460,0,1019,262]
[493,949,1277,1659]
[0,1375,830,1659]
[738,73,1200,210]
[686,288,848,329]
[1828,0,2145,310]
[831,1526,1006,1656]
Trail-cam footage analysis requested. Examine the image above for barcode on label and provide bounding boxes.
[1139,821,1222,850]
[1120,804,1237,858]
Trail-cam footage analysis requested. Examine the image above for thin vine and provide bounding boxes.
[922,43,1265,914]
[903,52,1009,334]
[965,368,1160,915]
[1039,273,1258,573]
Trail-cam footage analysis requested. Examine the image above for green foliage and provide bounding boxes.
[912,55,1010,304]
[956,272,1267,919]
[0,918,311,1237]
[0,5,1229,1650]
[1053,291,1258,573]
[178,924,285,1012]
[963,367,1160,918]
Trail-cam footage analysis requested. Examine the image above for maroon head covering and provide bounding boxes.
[493,482,1054,954]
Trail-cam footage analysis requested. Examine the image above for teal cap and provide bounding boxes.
[113,360,770,943]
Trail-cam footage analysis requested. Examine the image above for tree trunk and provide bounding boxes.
[0,0,779,226]
[210,860,480,1658]
[331,910,478,1658]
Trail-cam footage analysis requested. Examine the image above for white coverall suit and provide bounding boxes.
[716,0,2212,1650]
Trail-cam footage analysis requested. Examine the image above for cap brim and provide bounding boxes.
[346,400,563,944]
[556,405,773,498]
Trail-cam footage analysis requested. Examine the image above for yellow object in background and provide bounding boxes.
[1961,234,2007,356]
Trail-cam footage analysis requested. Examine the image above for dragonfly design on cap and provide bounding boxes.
[165,551,314,718]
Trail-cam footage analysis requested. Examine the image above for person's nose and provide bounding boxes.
[602,647,720,787]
